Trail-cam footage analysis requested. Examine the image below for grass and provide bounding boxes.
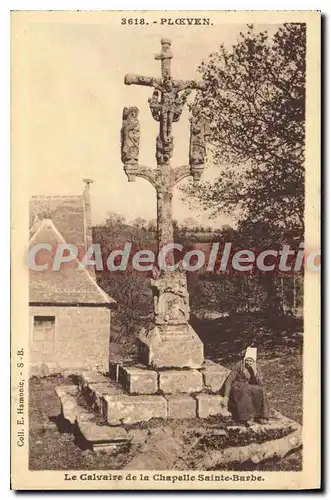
[29,313,303,471]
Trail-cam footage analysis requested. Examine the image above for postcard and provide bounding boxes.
[11,10,320,490]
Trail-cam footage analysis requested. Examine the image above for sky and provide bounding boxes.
[13,15,280,228]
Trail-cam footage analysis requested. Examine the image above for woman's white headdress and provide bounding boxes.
[244,346,257,362]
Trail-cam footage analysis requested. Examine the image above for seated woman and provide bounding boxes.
[222,347,270,426]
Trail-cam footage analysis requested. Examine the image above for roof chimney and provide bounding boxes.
[83,178,93,208]
[82,179,94,276]
[83,178,94,193]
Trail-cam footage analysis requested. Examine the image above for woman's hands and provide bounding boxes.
[250,361,257,374]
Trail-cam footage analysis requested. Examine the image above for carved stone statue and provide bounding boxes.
[173,88,192,122]
[156,134,173,165]
[121,106,140,164]
[189,107,210,166]
[149,82,192,125]
[149,77,193,149]
[151,271,190,325]
[148,90,161,121]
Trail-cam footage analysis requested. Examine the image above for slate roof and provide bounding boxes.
[29,194,115,306]
[30,195,86,249]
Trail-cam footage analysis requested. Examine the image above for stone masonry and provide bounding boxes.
[30,305,111,375]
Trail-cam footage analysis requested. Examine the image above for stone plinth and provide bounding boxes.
[195,394,231,419]
[58,365,233,427]
[159,369,203,394]
[102,394,167,425]
[118,366,158,394]
[109,361,230,397]
[166,395,197,419]
[139,324,204,369]
[200,360,230,393]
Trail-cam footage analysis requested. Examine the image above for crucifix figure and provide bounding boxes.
[121,39,208,368]
[125,38,205,165]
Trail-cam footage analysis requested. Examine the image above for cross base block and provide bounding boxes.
[138,324,204,369]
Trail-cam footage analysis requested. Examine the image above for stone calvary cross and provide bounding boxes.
[121,39,209,369]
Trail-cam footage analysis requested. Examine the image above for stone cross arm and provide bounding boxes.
[124,74,205,91]
[124,164,158,185]
[124,163,193,188]
[124,74,162,88]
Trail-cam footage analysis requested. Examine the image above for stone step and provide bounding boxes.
[159,369,203,394]
[102,394,167,425]
[55,385,80,425]
[56,381,230,429]
[76,412,131,452]
[165,394,197,419]
[85,382,122,414]
[195,394,231,419]
[102,392,229,424]
[165,393,231,420]
[78,371,125,413]
[55,385,78,400]
[118,365,158,394]
[116,365,204,395]
[55,385,131,451]
[73,363,231,425]
[200,360,230,393]
[78,371,109,392]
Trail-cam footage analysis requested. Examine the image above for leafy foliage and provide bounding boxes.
[183,23,306,236]
[185,225,303,316]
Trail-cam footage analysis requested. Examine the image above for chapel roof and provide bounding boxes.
[29,184,115,306]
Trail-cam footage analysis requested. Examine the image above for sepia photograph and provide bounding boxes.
[11,10,320,490]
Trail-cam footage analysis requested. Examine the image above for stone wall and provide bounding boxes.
[29,305,111,376]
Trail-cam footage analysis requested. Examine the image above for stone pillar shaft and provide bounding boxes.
[121,40,206,368]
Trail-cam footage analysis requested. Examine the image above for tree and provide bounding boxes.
[93,212,154,339]
[181,217,199,232]
[183,23,306,237]
[100,272,153,339]
[104,211,126,240]
[131,217,147,231]
[147,218,157,233]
